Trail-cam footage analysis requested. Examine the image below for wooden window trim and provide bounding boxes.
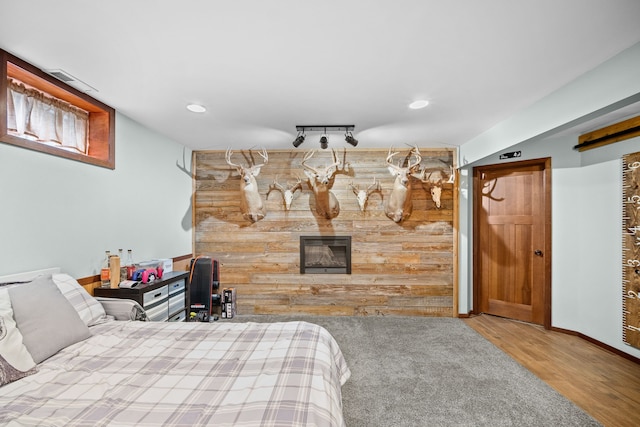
[0,48,115,169]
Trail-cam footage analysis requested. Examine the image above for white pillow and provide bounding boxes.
[0,288,37,386]
[52,273,107,327]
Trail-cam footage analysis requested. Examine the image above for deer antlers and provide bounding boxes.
[386,145,422,173]
[225,147,268,172]
[419,164,455,209]
[268,175,303,210]
[349,178,381,211]
[301,148,341,182]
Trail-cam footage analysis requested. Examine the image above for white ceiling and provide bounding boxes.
[2,0,640,151]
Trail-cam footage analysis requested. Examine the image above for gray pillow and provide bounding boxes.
[8,275,91,363]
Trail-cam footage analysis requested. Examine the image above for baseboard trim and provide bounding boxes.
[468,312,640,365]
[551,326,640,365]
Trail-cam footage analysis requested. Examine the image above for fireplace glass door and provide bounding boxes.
[300,236,351,274]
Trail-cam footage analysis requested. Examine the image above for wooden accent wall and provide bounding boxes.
[194,148,456,317]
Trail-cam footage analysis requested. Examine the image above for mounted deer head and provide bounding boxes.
[420,167,453,209]
[268,175,303,211]
[301,149,341,219]
[349,178,381,212]
[225,147,268,222]
[384,146,422,222]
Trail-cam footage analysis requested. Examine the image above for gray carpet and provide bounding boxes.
[228,315,601,427]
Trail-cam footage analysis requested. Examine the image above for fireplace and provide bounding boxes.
[300,236,351,274]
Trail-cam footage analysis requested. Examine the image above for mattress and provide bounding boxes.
[0,320,351,427]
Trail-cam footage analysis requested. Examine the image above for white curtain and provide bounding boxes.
[6,78,89,154]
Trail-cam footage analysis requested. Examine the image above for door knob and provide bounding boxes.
[534,250,543,257]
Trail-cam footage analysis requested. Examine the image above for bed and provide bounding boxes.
[0,268,351,426]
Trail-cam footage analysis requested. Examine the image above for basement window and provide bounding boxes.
[0,49,115,169]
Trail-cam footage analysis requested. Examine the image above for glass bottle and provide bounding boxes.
[126,249,135,280]
[118,248,127,282]
[100,250,111,288]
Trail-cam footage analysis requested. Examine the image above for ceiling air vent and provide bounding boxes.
[45,69,98,93]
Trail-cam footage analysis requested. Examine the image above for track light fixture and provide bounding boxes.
[292,132,305,147]
[345,131,358,147]
[293,125,356,149]
[319,134,328,149]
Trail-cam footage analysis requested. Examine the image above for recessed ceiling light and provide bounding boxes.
[409,100,429,109]
[186,104,207,113]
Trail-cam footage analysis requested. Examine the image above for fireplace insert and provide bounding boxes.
[300,236,351,274]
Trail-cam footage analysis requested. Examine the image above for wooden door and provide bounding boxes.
[473,158,551,327]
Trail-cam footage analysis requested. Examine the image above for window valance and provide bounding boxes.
[7,77,89,154]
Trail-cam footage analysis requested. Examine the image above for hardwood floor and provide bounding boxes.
[464,314,640,427]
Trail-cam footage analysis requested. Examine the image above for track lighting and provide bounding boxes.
[293,125,357,148]
[319,134,328,149]
[345,131,358,147]
[292,132,305,147]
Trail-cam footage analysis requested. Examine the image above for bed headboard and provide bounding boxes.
[0,267,61,283]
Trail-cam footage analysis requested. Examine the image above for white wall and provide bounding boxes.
[577,161,626,344]
[553,143,640,358]
[459,42,640,166]
[458,41,640,358]
[550,165,583,329]
[0,112,192,279]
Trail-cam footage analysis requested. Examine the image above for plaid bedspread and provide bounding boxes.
[0,320,351,427]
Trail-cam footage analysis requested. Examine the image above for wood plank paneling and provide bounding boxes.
[194,148,455,316]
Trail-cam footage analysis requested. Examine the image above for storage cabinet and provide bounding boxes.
[168,279,187,322]
[143,284,170,321]
[94,271,189,322]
